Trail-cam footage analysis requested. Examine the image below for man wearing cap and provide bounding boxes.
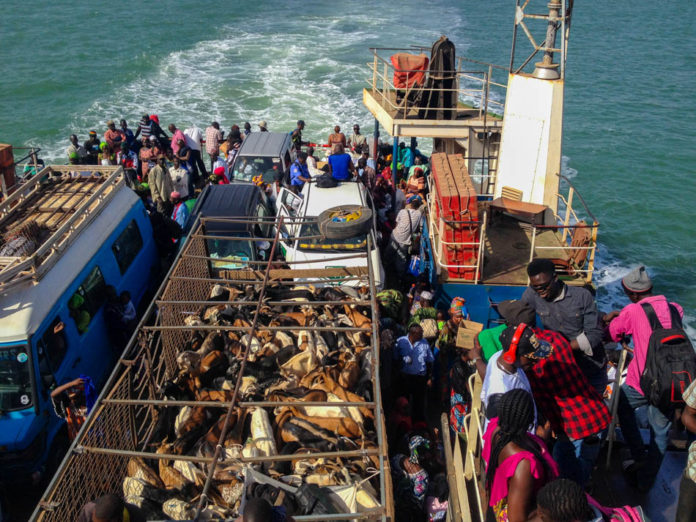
[149,155,174,215]
[104,120,126,151]
[521,258,606,394]
[258,120,268,132]
[290,120,308,151]
[605,265,684,489]
[83,131,101,165]
[524,323,611,486]
[480,324,545,429]
[289,151,311,192]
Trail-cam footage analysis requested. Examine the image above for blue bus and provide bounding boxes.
[0,166,159,485]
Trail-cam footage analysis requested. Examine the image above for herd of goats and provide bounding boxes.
[117,281,383,519]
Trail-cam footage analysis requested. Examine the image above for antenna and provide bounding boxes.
[509,0,574,79]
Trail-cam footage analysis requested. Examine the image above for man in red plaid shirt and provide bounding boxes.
[525,327,611,486]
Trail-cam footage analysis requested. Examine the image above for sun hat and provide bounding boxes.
[622,265,652,293]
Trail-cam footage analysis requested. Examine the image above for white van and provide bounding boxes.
[276,180,385,289]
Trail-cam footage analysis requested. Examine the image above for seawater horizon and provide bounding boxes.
[1,0,694,333]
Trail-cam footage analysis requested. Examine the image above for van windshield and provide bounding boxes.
[232,157,281,183]
[207,238,254,275]
[0,344,33,411]
[297,221,367,252]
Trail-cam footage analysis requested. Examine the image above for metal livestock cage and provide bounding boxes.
[33,215,393,521]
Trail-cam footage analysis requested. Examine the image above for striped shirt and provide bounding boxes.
[138,121,152,139]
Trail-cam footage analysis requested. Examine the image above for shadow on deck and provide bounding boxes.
[481,215,585,286]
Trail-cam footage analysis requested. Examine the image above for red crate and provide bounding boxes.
[430,153,480,280]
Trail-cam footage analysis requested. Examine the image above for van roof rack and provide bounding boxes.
[0,165,125,293]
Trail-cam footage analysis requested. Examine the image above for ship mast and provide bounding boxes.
[495,0,573,214]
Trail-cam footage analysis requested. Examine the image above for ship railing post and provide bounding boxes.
[561,186,574,243]
[372,52,378,94]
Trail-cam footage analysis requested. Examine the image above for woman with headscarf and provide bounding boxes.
[391,435,432,517]
[483,389,558,522]
[435,297,469,407]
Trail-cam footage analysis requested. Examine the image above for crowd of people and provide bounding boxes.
[61,116,695,522]
[376,258,694,521]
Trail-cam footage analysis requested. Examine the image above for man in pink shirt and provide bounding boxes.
[168,124,186,155]
[606,265,684,490]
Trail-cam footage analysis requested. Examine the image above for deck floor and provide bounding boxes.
[481,215,582,286]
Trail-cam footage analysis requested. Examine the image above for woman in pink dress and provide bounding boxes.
[483,389,559,522]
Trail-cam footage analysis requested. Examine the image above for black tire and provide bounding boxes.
[317,205,373,239]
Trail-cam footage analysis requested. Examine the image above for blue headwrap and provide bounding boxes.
[409,435,430,464]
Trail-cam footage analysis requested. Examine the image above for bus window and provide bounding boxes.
[111,220,143,274]
[39,319,68,373]
[69,266,106,333]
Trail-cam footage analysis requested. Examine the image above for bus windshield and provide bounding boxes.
[0,344,33,411]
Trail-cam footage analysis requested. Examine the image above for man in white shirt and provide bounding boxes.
[481,324,551,429]
[183,124,208,185]
[169,157,190,199]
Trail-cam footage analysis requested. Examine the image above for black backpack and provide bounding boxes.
[639,302,696,412]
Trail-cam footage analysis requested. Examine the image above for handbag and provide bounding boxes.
[408,255,422,277]
[406,210,421,256]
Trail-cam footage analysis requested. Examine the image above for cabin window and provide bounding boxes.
[38,318,68,373]
[69,266,107,334]
[112,220,143,274]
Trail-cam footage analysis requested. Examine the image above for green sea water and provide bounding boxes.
[1,0,694,331]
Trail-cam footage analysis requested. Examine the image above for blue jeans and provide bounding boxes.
[553,431,605,486]
[617,383,672,483]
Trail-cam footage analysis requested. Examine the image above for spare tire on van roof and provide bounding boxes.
[318,205,373,240]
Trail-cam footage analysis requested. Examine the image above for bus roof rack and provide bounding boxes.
[0,165,125,294]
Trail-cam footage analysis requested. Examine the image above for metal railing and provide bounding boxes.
[425,172,599,285]
[0,165,124,293]
[33,216,392,521]
[366,48,508,119]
